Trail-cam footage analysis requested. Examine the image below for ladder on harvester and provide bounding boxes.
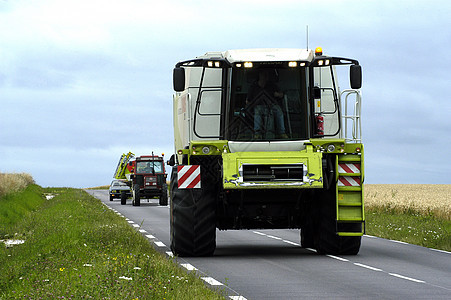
[336,89,364,236]
[113,152,135,179]
[336,151,364,236]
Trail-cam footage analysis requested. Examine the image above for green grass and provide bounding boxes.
[365,206,451,251]
[0,187,225,299]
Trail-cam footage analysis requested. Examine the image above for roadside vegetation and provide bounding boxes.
[364,184,451,251]
[0,175,224,299]
[0,172,35,198]
[1,174,449,298]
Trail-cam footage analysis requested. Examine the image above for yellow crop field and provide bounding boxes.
[0,172,35,198]
[364,184,451,220]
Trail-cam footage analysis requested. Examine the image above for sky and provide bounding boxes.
[1,0,450,188]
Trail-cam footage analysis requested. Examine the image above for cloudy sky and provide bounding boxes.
[1,0,450,188]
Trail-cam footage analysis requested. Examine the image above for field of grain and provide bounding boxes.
[0,172,35,198]
[364,184,451,220]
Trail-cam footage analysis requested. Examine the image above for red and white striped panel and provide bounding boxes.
[338,176,361,187]
[338,163,361,174]
[177,165,201,189]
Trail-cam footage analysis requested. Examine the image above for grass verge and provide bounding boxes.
[365,206,451,251]
[0,187,225,299]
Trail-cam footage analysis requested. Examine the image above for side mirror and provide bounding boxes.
[350,65,362,89]
[173,67,185,92]
[167,154,175,167]
[313,86,321,99]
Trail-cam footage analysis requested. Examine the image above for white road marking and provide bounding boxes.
[154,241,166,247]
[430,248,451,254]
[229,296,248,300]
[146,234,155,239]
[327,255,349,262]
[127,220,134,224]
[139,229,146,233]
[202,277,223,286]
[390,240,408,245]
[252,231,266,236]
[354,263,383,272]
[165,251,173,257]
[389,273,425,283]
[266,235,282,240]
[181,263,198,271]
[132,224,140,228]
[283,240,300,246]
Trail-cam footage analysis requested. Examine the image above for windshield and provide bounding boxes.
[227,66,309,141]
[136,161,163,173]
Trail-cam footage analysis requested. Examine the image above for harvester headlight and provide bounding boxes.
[202,146,210,154]
[244,62,253,68]
[207,61,213,67]
[288,61,297,67]
[236,63,242,68]
[300,62,306,67]
[214,61,220,68]
[318,60,324,66]
[325,60,330,65]
[327,144,336,152]
[177,150,183,155]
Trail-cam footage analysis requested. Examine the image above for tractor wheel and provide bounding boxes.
[159,183,168,206]
[170,167,216,257]
[132,184,140,206]
[120,191,127,205]
[315,188,361,255]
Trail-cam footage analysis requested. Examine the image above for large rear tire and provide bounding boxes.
[132,184,140,206]
[170,167,216,257]
[315,188,361,255]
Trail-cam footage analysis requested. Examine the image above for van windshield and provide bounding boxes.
[227,66,309,141]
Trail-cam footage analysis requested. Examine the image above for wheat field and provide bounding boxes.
[0,172,35,198]
[364,184,451,220]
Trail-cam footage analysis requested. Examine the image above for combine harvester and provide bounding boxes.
[168,47,364,256]
[114,152,168,206]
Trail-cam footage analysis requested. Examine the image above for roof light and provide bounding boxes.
[207,61,213,67]
[325,60,330,65]
[244,62,253,68]
[300,62,306,67]
[236,63,242,68]
[288,61,297,67]
[318,60,324,66]
[214,61,220,67]
[315,47,323,56]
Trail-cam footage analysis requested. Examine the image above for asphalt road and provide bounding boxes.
[86,189,451,300]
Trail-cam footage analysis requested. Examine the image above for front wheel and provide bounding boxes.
[170,167,216,257]
[120,191,127,205]
[159,183,168,206]
[132,184,140,206]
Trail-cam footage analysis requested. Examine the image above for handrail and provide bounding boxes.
[341,89,362,143]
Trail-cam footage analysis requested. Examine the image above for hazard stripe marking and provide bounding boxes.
[178,165,201,189]
[338,176,361,186]
[338,163,361,174]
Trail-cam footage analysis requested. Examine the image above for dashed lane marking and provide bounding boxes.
[181,263,198,271]
[202,277,223,286]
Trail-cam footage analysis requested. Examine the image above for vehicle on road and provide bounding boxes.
[169,47,364,256]
[109,179,132,201]
[113,152,168,206]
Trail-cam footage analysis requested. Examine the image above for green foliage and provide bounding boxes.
[0,184,44,237]
[366,206,451,251]
[0,187,225,299]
